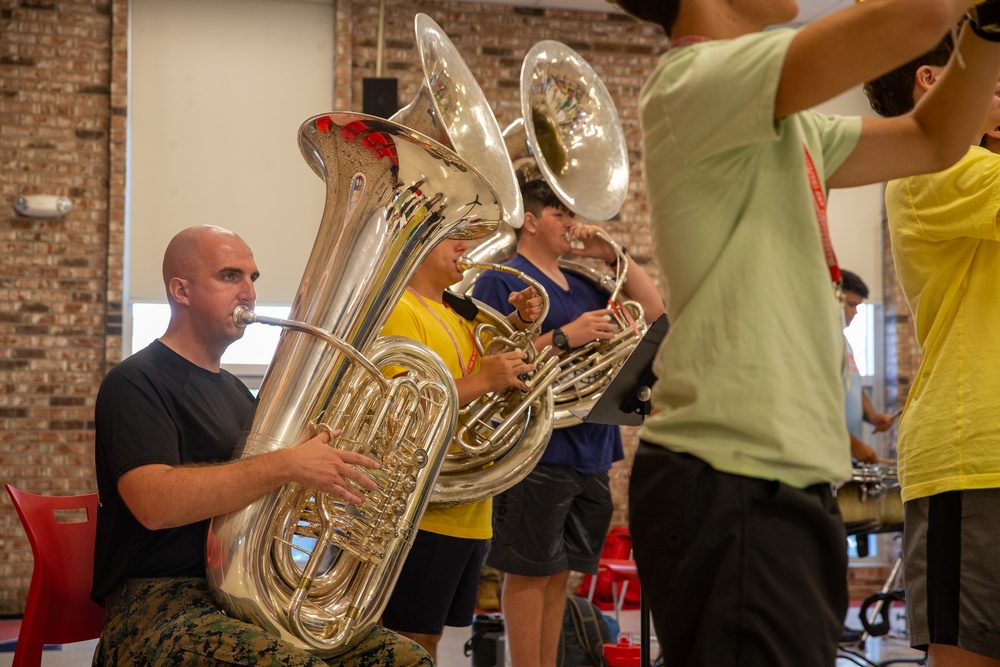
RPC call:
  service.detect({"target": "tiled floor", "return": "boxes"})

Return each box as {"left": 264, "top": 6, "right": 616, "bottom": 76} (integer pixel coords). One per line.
{"left": 0, "top": 606, "right": 926, "bottom": 667}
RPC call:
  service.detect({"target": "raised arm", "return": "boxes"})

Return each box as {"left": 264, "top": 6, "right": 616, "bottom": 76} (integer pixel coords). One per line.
{"left": 776, "top": 0, "right": 975, "bottom": 118}
{"left": 830, "top": 24, "right": 1000, "bottom": 187}
{"left": 571, "top": 224, "right": 666, "bottom": 324}
{"left": 618, "top": 255, "right": 666, "bottom": 325}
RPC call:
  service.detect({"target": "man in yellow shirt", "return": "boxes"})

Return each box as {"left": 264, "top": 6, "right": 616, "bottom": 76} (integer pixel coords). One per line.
{"left": 866, "top": 30, "right": 1000, "bottom": 666}
{"left": 379, "top": 237, "right": 541, "bottom": 662}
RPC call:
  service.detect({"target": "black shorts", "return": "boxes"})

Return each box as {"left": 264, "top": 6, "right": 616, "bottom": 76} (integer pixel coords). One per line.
{"left": 486, "top": 464, "right": 613, "bottom": 577}
{"left": 381, "top": 530, "right": 488, "bottom": 635}
{"left": 629, "top": 443, "right": 848, "bottom": 667}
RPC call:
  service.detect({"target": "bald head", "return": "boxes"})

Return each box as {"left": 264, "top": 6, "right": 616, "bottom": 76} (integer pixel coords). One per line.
{"left": 162, "top": 226, "right": 248, "bottom": 302}
{"left": 158, "top": 225, "right": 259, "bottom": 368}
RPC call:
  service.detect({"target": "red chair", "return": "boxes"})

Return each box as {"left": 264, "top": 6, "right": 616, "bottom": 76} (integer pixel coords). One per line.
{"left": 5, "top": 484, "right": 104, "bottom": 667}
{"left": 602, "top": 558, "right": 640, "bottom": 624}
{"left": 580, "top": 526, "right": 640, "bottom": 613}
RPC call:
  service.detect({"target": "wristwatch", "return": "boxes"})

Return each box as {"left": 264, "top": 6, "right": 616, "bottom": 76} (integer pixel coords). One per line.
{"left": 552, "top": 327, "right": 571, "bottom": 352}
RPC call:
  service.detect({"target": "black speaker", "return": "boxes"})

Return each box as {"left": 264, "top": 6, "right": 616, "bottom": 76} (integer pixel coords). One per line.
{"left": 363, "top": 77, "right": 399, "bottom": 119}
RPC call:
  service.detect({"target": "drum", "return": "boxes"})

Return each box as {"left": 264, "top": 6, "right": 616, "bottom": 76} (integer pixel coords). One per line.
{"left": 876, "top": 464, "right": 903, "bottom": 530}
{"left": 835, "top": 466, "right": 883, "bottom": 533}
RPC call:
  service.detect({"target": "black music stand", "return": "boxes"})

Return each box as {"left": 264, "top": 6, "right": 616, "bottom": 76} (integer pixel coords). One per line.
{"left": 571, "top": 314, "right": 668, "bottom": 426}
{"left": 574, "top": 313, "right": 668, "bottom": 667}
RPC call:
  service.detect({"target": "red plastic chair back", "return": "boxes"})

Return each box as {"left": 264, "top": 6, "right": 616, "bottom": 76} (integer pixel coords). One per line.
{"left": 5, "top": 484, "right": 104, "bottom": 667}
{"left": 577, "top": 526, "right": 640, "bottom": 608}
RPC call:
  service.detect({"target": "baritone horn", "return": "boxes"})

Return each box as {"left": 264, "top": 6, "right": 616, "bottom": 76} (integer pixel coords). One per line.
{"left": 429, "top": 259, "right": 558, "bottom": 507}
{"left": 205, "top": 111, "right": 503, "bottom": 657}
{"left": 459, "top": 39, "right": 647, "bottom": 428}
{"left": 392, "top": 12, "right": 523, "bottom": 232}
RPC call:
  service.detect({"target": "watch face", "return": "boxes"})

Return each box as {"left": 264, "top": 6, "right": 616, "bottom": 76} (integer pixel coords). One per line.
{"left": 553, "top": 329, "right": 569, "bottom": 350}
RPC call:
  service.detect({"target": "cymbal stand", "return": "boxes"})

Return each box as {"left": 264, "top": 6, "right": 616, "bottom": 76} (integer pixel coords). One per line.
{"left": 859, "top": 555, "right": 903, "bottom": 649}
{"left": 838, "top": 554, "right": 926, "bottom": 667}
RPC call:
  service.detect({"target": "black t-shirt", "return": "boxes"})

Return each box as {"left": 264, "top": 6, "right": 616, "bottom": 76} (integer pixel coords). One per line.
{"left": 91, "top": 340, "right": 255, "bottom": 602}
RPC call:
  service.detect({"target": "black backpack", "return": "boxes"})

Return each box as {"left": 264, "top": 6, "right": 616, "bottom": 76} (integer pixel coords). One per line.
{"left": 557, "top": 595, "right": 612, "bottom": 667}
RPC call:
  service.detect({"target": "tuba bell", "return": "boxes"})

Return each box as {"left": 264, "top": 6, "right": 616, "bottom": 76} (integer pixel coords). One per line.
{"left": 453, "top": 38, "right": 631, "bottom": 288}
{"left": 505, "top": 39, "right": 630, "bottom": 223}
{"left": 392, "top": 13, "right": 523, "bottom": 232}
{"left": 459, "top": 40, "right": 647, "bottom": 429}
{"left": 205, "top": 111, "right": 502, "bottom": 656}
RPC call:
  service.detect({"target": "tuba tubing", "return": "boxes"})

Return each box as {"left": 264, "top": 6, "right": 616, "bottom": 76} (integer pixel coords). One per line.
{"left": 549, "top": 230, "right": 647, "bottom": 428}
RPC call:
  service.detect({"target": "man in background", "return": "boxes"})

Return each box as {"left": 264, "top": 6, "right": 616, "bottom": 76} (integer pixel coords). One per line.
{"left": 472, "top": 179, "right": 663, "bottom": 667}
{"left": 840, "top": 269, "right": 894, "bottom": 465}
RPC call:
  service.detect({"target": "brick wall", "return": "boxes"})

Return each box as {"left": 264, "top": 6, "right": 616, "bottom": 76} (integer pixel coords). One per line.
{"left": 0, "top": 0, "right": 128, "bottom": 615}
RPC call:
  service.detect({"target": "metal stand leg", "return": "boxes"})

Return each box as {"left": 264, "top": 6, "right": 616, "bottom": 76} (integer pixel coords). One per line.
{"left": 860, "top": 555, "right": 904, "bottom": 649}
{"left": 839, "top": 554, "right": 927, "bottom": 666}
{"left": 640, "top": 591, "right": 651, "bottom": 667}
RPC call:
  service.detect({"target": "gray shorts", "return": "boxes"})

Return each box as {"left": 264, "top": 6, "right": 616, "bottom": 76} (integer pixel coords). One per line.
{"left": 904, "top": 488, "right": 1000, "bottom": 659}
{"left": 485, "top": 464, "right": 613, "bottom": 577}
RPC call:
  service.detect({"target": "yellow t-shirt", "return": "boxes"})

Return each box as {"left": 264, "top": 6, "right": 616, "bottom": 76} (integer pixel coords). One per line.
{"left": 886, "top": 146, "right": 1000, "bottom": 502}
{"left": 379, "top": 289, "right": 492, "bottom": 539}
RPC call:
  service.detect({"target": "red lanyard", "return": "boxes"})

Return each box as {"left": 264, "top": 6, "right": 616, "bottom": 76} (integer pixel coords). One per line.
{"left": 669, "top": 35, "right": 712, "bottom": 49}
{"left": 802, "top": 145, "right": 842, "bottom": 286}
{"left": 407, "top": 288, "right": 478, "bottom": 377}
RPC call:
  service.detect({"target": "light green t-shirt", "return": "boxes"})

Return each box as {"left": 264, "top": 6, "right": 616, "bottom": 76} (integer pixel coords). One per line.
{"left": 886, "top": 146, "right": 1000, "bottom": 502}
{"left": 380, "top": 289, "right": 492, "bottom": 540}
{"left": 637, "top": 29, "right": 861, "bottom": 488}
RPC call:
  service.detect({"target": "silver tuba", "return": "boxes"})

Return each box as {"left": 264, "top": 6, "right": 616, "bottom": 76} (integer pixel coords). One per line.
{"left": 205, "top": 112, "right": 502, "bottom": 656}
{"left": 459, "top": 40, "right": 647, "bottom": 428}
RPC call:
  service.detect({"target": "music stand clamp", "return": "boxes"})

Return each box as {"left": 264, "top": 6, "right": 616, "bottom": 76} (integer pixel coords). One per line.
{"left": 574, "top": 313, "right": 668, "bottom": 667}
{"left": 577, "top": 314, "right": 668, "bottom": 427}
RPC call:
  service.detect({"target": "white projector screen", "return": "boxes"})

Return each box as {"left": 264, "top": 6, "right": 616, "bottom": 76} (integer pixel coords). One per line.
{"left": 129, "top": 0, "right": 335, "bottom": 306}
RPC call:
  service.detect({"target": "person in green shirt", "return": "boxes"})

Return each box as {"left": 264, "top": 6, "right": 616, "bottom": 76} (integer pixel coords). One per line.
{"left": 612, "top": 0, "right": 1000, "bottom": 664}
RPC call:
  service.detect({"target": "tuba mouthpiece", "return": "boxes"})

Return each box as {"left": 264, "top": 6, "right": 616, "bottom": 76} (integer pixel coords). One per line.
{"left": 232, "top": 305, "right": 255, "bottom": 328}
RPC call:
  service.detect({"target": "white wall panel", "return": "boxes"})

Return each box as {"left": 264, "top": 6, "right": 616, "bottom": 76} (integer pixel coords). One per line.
{"left": 129, "top": 0, "right": 334, "bottom": 305}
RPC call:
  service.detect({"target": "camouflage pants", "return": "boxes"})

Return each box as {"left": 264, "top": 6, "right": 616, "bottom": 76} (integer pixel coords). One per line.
{"left": 93, "top": 577, "right": 433, "bottom": 667}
